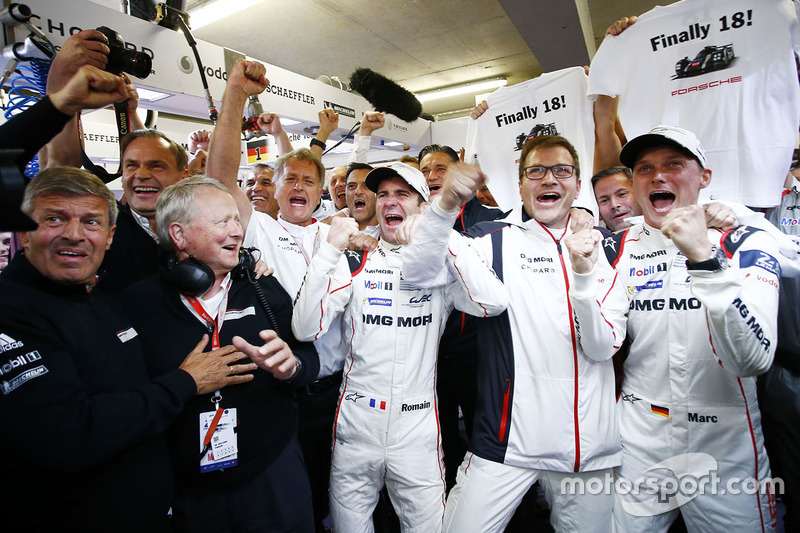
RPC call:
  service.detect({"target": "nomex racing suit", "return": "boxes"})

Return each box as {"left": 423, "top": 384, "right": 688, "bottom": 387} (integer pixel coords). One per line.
{"left": 292, "top": 238, "right": 507, "bottom": 532}
{"left": 607, "top": 223, "right": 780, "bottom": 532}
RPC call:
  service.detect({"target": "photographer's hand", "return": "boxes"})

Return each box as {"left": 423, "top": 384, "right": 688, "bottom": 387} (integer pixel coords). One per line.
{"left": 39, "top": 29, "right": 111, "bottom": 169}
{"left": 49, "top": 65, "right": 128, "bottom": 116}
{"left": 46, "top": 30, "right": 110, "bottom": 94}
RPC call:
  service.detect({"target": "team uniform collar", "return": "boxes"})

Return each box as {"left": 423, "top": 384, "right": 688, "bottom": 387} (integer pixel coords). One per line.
{"left": 277, "top": 213, "right": 318, "bottom": 237}
{"left": 1, "top": 253, "right": 93, "bottom": 300}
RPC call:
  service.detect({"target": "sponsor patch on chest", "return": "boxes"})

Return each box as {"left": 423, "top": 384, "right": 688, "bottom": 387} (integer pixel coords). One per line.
{"left": 116, "top": 327, "right": 138, "bottom": 343}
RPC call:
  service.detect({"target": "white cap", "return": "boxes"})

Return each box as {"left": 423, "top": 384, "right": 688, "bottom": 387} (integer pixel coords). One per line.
{"left": 620, "top": 125, "right": 707, "bottom": 168}
{"left": 365, "top": 162, "right": 430, "bottom": 201}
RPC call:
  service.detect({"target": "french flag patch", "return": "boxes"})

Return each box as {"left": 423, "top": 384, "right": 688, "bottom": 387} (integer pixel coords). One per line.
{"left": 369, "top": 398, "right": 387, "bottom": 410}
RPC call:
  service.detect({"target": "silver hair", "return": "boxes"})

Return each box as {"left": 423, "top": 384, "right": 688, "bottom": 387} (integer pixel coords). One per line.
{"left": 156, "top": 176, "right": 230, "bottom": 252}
{"left": 23, "top": 167, "right": 118, "bottom": 225}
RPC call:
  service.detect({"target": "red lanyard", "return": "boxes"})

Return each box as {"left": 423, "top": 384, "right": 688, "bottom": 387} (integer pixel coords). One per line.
{"left": 198, "top": 405, "right": 224, "bottom": 460}
{"left": 186, "top": 297, "right": 221, "bottom": 349}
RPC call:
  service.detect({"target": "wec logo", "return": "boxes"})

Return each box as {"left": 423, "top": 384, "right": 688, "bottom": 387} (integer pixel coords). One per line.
{"left": 409, "top": 294, "right": 431, "bottom": 306}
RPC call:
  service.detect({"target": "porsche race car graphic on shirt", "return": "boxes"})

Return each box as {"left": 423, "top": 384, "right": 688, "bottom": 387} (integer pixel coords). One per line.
{"left": 675, "top": 44, "right": 735, "bottom": 78}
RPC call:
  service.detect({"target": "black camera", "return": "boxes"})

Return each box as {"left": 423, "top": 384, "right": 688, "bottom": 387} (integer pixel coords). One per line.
{"left": 96, "top": 26, "right": 152, "bottom": 79}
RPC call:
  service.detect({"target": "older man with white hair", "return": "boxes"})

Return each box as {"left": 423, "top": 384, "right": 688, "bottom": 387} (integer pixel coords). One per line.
{"left": 122, "top": 176, "right": 320, "bottom": 531}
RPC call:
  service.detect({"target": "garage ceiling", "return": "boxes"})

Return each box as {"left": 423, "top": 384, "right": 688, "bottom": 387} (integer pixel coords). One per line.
{"left": 93, "top": 0, "right": 678, "bottom": 119}
{"left": 187, "top": 0, "right": 677, "bottom": 118}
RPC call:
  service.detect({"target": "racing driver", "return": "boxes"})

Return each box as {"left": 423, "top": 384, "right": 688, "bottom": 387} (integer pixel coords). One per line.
{"left": 608, "top": 125, "right": 779, "bottom": 532}
{"left": 291, "top": 162, "right": 508, "bottom": 532}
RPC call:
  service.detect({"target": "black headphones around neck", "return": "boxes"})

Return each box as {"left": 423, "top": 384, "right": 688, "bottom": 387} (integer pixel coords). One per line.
{"left": 166, "top": 255, "right": 214, "bottom": 297}
{"left": 167, "top": 247, "right": 258, "bottom": 297}
{"left": 166, "top": 247, "right": 283, "bottom": 337}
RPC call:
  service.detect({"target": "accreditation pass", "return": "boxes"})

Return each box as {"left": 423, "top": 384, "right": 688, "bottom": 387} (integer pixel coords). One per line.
{"left": 199, "top": 408, "right": 238, "bottom": 472}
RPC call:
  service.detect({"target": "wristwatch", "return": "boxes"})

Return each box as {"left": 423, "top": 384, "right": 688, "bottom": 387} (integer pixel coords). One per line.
{"left": 289, "top": 357, "right": 303, "bottom": 381}
{"left": 686, "top": 246, "right": 728, "bottom": 272}
{"left": 309, "top": 138, "right": 326, "bottom": 150}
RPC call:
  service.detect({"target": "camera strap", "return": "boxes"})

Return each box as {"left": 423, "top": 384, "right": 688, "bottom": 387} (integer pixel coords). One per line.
{"left": 78, "top": 100, "right": 130, "bottom": 183}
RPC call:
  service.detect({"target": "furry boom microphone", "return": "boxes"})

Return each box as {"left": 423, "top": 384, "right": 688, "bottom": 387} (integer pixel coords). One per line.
{"left": 350, "top": 68, "right": 422, "bottom": 123}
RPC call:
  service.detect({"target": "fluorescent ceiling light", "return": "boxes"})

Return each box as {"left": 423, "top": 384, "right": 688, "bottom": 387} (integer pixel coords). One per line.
{"left": 416, "top": 79, "right": 507, "bottom": 103}
{"left": 383, "top": 141, "right": 403, "bottom": 147}
{"left": 279, "top": 118, "right": 302, "bottom": 126}
{"left": 189, "top": 0, "right": 268, "bottom": 30}
{"left": 137, "top": 87, "right": 172, "bottom": 102}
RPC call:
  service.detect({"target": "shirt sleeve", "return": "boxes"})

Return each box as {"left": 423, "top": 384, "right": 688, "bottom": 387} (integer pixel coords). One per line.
{"left": 257, "top": 275, "right": 321, "bottom": 387}
{"left": 690, "top": 229, "right": 780, "bottom": 377}
{"left": 570, "top": 256, "right": 629, "bottom": 362}
{"left": 445, "top": 232, "right": 508, "bottom": 317}
{"left": 0, "top": 96, "right": 73, "bottom": 174}
{"left": 401, "top": 197, "right": 462, "bottom": 288}
{"left": 0, "top": 315, "right": 196, "bottom": 474}
{"left": 586, "top": 35, "right": 624, "bottom": 100}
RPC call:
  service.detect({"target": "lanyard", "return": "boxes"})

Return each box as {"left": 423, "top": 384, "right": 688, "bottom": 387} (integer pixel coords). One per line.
{"left": 188, "top": 293, "right": 226, "bottom": 461}
{"left": 277, "top": 218, "right": 320, "bottom": 266}
{"left": 186, "top": 296, "right": 224, "bottom": 349}
{"left": 198, "top": 393, "right": 224, "bottom": 461}
{"left": 183, "top": 277, "right": 230, "bottom": 349}
{"left": 183, "top": 282, "right": 232, "bottom": 462}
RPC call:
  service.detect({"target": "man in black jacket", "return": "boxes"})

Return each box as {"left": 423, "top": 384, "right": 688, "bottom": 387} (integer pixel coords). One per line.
{"left": 418, "top": 144, "right": 504, "bottom": 491}
{"left": 122, "top": 176, "right": 320, "bottom": 532}
{"left": 0, "top": 166, "right": 255, "bottom": 531}
{"left": 95, "top": 128, "right": 189, "bottom": 293}
{"left": 34, "top": 30, "right": 189, "bottom": 294}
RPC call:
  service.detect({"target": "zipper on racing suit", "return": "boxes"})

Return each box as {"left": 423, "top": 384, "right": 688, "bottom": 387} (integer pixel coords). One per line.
{"left": 499, "top": 377, "right": 511, "bottom": 442}
{"left": 555, "top": 238, "right": 582, "bottom": 472}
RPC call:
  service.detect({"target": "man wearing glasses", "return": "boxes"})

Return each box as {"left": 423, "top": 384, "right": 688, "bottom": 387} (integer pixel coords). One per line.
{"left": 402, "top": 135, "right": 628, "bottom": 532}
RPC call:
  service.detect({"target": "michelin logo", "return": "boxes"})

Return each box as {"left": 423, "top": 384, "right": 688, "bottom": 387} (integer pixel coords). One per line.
{"left": 1, "top": 365, "right": 48, "bottom": 395}
{"left": 367, "top": 297, "right": 392, "bottom": 307}
{"left": 0, "top": 333, "right": 23, "bottom": 353}
{"left": 627, "top": 280, "right": 663, "bottom": 295}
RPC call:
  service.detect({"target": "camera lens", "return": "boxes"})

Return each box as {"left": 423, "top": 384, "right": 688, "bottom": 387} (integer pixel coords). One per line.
{"left": 106, "top": 47, "right": 152, "bottom": 79}
{"left": 95, "top": 26, "right": 152, "bottom": 79}
{"left": 126, "top": 51, "right": 152, "bottom": 79}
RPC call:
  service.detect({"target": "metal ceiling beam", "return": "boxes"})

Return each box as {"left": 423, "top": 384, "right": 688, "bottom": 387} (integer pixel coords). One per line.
{"left": 498, "top": 0, "right": 596, "bottom": 72}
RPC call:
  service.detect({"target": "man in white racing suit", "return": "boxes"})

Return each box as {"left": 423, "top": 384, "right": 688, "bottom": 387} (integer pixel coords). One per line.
{"left": 402, "top": 136, "right": 629, "bottom": 532}
{"left": 608, "top": 125, "right": 779, "bottom": 532}
{"left": 291, "top": 162, "right": 508, "bottom": 532}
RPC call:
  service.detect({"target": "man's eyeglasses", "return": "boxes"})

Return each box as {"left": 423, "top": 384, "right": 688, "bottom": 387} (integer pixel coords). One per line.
{"left": 522, "top": 165, "right": 577, "bottom": 180}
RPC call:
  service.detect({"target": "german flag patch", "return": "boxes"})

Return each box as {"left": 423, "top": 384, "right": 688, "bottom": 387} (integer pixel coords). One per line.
{"left": 651, "top": 404, "right": 670, "bottom": 418}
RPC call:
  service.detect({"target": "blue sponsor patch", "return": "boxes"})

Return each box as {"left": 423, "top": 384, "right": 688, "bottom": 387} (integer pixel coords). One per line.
{"left": 739, "top": 250, "right": 781, "bottom": 277}
{"left": 637, "top": 280, "right": 663, "bottom": 290}
{"left": 367, "top": 297, "right": 392, "bottom": 307}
